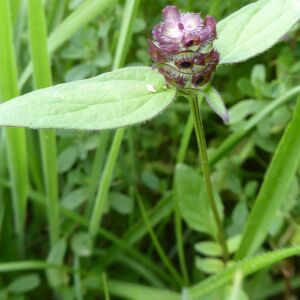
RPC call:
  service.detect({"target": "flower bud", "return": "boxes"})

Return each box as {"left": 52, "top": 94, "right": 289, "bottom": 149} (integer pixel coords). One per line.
{"left": 149, "top": 6, "right": 220, "bottom": 90}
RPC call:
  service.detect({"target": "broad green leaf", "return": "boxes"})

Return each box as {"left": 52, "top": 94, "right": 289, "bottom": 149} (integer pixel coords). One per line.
{"left": 203, "top": 86, "right": 229, "bottom": 123}
{"left": 216, "top": 0, "right": 300, "bottom": 64}
{"left": 8, "top": 273, "right": 40, "bottom": 294}
{"left": 175, "top": 164, "right": 221, "bottom": 240}
{"left": 188, "top": 245, "right": 300, "bottom": 299}
{"left": 0, "top": 67, "right": 176, "bottom": 131}
{"left": 236, "top": 96, "right": 300, "bottom": 258}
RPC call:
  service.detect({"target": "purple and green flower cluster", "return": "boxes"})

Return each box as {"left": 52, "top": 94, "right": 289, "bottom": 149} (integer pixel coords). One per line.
{"left": 149, "top": 6, "right": 219, "bottom": 90}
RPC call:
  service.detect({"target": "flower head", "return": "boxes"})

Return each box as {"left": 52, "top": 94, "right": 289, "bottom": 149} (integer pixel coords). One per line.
{"left": 149, "top": 6, "right": 219, "bottom": 90}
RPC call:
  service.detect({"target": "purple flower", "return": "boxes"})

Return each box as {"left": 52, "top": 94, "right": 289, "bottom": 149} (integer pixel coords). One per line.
{"left": 152, "top": 6, "right": 216, "bottom": 52}
{"left": 149, "top": 6, "right": 219, "bottom": 90}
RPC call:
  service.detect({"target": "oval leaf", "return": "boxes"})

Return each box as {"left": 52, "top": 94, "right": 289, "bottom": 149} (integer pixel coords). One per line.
{"left": 0, "top": 67, "right": 176, "bottom": 131}
{"left": 8, "top": 274, "right": 41, "bottom": 294}
{"left": 216, "top": 0, "right": 300, "bottom": 64}
{"left": 175, "top": 163, "right": 222, "bottom": 240}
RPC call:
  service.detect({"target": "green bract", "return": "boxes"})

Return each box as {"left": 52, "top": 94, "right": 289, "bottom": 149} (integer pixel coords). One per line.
{"left": 0, "top": 67, "right": 176, "bottom": 131}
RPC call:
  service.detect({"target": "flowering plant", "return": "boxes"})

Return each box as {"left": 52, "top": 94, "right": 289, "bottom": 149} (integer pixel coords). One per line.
{"left": 1, "top": 0, "right": 300, "bottom": 298}
{"left": 149, "top": 5, "right": 229, "bottom": 122}
{"left": 149, "top": 6, "right": 219, "bottom": 89}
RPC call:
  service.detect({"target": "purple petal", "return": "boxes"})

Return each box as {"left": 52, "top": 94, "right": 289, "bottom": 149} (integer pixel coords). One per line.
{"left": 200, "top": 16, "right": 217, "bottom": 42}
{"left": 148, "top": 39, "right": 166, "bottom": 62}
{"left": 161, "top": 21, "right": 183, "bottom": 39}
{"left": 163, "top": 6, "right": 180, "bottom": 23}
{"left": 181, "top": 13, "right": 203, "bottom": 31}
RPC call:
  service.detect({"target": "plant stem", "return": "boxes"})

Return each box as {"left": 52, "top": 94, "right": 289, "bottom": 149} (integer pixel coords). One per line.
{"left": 27, "top": 0, "right": 60, "bottom": 245}
{"left": 189, "top": 93, "right": 229, "bottom": 261}
{"left": 102, "top": 273, "right": 111, "bottom": 300}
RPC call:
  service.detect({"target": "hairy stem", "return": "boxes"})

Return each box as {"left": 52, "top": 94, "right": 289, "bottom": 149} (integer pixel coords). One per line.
{"left": 189, "top": 93, "right": 229, "bottom": 261}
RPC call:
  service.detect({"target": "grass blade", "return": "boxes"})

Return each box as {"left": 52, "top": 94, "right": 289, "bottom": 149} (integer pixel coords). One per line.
{"left": 136, "top": 193, "right": 184, "bottom": 286}
{"left": 88, "top": 128, "right": 124, "bottom": 239}
{"left": 236, "top": 96, "right": 300, "bottom": 258}
{"left": 0, "top": 0, "right": 28, "bottom": 253}
{"left": 27, "top": 0, "right": 60, "bottom": 245}
{"left": 19, "top": 0, "right": 117, "bottom": 89}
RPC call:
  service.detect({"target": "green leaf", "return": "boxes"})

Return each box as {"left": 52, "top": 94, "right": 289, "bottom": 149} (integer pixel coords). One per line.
{"left": 228, "top": 100, "right": 264, "bottom": 125}
{"left": 61, "top": 188, "right": 88, "bottom": 210}
{"left": 109, "top": 192, "right": 134, "bottom": 215}
{"left": 203, "top": 86, "right": 229, "bottom": 123}
{"left": 175, "top": 164, "right": 221, "bottom": 240}
{"left": 237, "top": 79, "right": 256, "bottom": 97}
{"left": 251, "top": 64, "right": 266, "bottom": 87}
{"left": 188, "top": 245, "right": 300, "bottom": 299}
{"left": 195, "top": 236, "right": 241, "bottom": 257}
{"left": 71, "top": 231, "right": 93, "bottom": 257}
{"left": 58, "top": 146, "right": 78, "bottom": 173}
{"left": 195, "top": 241, "right": 222, "bottom": 257}
{"left": 8, "top": 274, "right": 40, "bottom": 294}
{"left": 216, "top": 0, "right": 300, "bottom": 64}
{"left": 195, "top": 257, "right": 225, "bottom": 274}
{"left": 46, "top": 239, "right": 68, "bottom": 288}
{"left": 0, "top": 67, "right": 175, "bottom": 131}
{"left": 236, "top": 97, "right": 300, "bottom": 258}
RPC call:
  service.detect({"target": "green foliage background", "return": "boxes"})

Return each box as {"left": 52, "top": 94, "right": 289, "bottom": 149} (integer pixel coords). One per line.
{"left": 0, "top": 0, "right": 300, "bottom": 299}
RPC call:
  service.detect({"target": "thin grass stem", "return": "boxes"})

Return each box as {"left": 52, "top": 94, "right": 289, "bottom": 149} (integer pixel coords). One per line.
{"left": 136, "top": 193, "right": 184, "bottom": 287}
